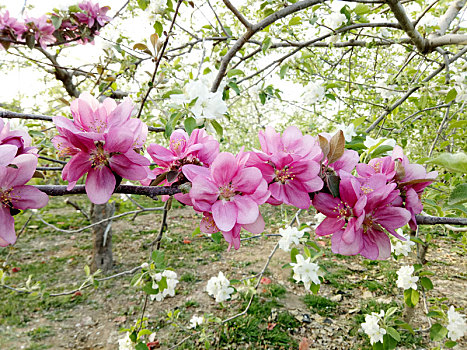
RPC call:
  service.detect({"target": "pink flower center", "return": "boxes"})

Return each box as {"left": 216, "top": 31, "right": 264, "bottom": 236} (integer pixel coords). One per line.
{"left": 89, "top": 119, "right": 107, "bottom": 133}
{"left": 202, "top": 215, "right": 219, "bottom": 231}
{"left": 275, "top": 166, "right": 295, "bottom": 184}
{"left": 332, "top": 201, "right": 351, "bottom": 218}
{"left": 0, "top": 188, "right": 13, "bottom": 207}
{"left": 360, "top": 185, "right": 373, "bottom": 194}
{"left": 89, "top": 146, "right": 109, "bottom": 169}
{"left": 219, "top": 183, "right": 235, "bottom": 200}
{"left": 170, "top": 139, "right": 186, "bottom": 153}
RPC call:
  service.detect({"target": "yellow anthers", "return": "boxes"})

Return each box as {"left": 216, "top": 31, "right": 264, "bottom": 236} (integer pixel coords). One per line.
{"left": 361, "top": 185, "right": 373, "bottom": 194}
{"left": 0, "top": 188, "right": 13, "bottom": 206}
{"left": 372, "top": 161, "right": 381, "bottom": 173}
{"left": 275, "top": 167, "right": 295, "bottom": 184}
{"left": 219, "top": 184, "right": 235, "bottom": 200}
{"left": 89, "top": 148, "right": 109, "bottom": 169}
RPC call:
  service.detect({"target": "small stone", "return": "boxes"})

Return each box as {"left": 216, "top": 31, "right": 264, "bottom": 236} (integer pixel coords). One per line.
{"left": 362, "top": 290, "right": 373, "bottom": 299}
{"left": 330, "top": 294, "right": 342, "bottom": 302}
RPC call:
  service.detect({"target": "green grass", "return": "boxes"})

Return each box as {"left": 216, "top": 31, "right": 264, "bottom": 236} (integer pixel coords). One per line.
{"left": 303, "top": 294, "right": 338, "bottom": 316}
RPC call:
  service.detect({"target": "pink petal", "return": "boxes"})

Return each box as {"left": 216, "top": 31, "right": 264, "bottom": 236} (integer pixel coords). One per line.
{"left": 210, "top": 152, "right": 238, "bottom": 185}
{"left": 0, "top": 206, "right": 16, "bottom": 246}
{"left": 104, "top": 128, "right": 133, "bottom": 153}
{"left": 312, "top": 193, "right": 341, "bottom": 217}
{"left": 109, "top": 154, "right": 148, "bottom": 181}
{"left": 222, "top": 224, "right": 241, "bottom": 250}
{"left": 85, "top": 167, "right": 116, "bottom": 204}
{"left": 189, "top": 176, "right": 218, "bottom": 212}
{"left": 316, "top": 217, "right": 345, "bottom": 236}
{"left": 11, "top": 185, "right": 48, "bottom": 209}
{"left": 182, "top": 164, "right": 211, "bottom": 182}
{"left": 7, "top": 154, "right": 38, "bottom": 187}
{"left": 242, "top": 213, "right": 265, "bottom": 234}
{"left": 232, "top": 195, "right": 258, "bottom": 225}
{"left": 374, "top": 206, "right": 411, "bottom": 235}
{"left": 361, "top": 228, "right": 391, "bottom": 260}
{"left": 62, "top": 152, "right": 91, "bottom": 183}
{"left": 232, "top": 167, "right": 262, "bottom": 194}
{"left": 0, "top": 144, "right": 18, "bottom": 166}
{"left": 212, "top": 200, "right": 237, "bottom": 232}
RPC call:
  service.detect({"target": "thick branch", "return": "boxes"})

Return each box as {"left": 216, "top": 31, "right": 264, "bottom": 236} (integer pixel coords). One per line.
{"left": 438, "top": 0, "right": 466, "bottom": 35}
{"left": 34, "top": 185, "right": 181, "bottom": 199}
{"left": 223, "top": 0, "right": 252, "bottom": 28}
{"left": 211, "top": 0, "right": 324, "bottom": 92}
{"left": 415, "top": 215, "right": 467, "bottom": 225}
{"left": 386, "top": 0, "right": 427, "bottom": 52}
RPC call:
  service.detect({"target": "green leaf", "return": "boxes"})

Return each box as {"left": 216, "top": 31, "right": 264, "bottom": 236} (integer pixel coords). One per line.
{"left": 386, "top": 327, "right": 401, "bottom": 342}
{"left": 279, "top": 64, "right": 288, "bottom": 79}
{"left": 290, "top": 247, "right": 299, "bottom": 263}
{"left": 184, "top": 117, "right": 196, "bottom": 135}
{"left": 26, "top": 34, "right": 36, "bottom": 49}
{"left": 288, "top": 16, "right": 301, "bottom": 26}
{"left": 259, "top": 92, "right": 267, "bottom": 105}
{"left": 427, "top": 310, "right": 444, "bottom": 318}
{"left": 449, "top": 120, "right": 467, "bottom": 128}
{"left": 445, "top": 88, "right": 457, "bottom": 103}
{"left": 210, "top": 120, "right": 223, "bottom": 137}
{"left": 191, "top": 226, "right": 201, "bottom": 238}
{"left": 420, "top": 277, "right": 433, "bottom": 290}
{"left": 129, "top": 331, "right": 137, "bottom": 343}
{"left": 137, "top": 0, "right": 150, "bottom": 10}
{"left": 404, "top": 288, "right": 419, "bottom": 307}
{"left": 303, "top": 246, "right": 312, "bottom": 258}
{"left": 309, "top": 282, "right": 320, "bottom": 294}
{"left": 262, "top": 36, "right": 272, "bottom": 54}
{"left": 227, "top": 69, "right": 244, "bottom": 77}
{"left": 84, "top": 265, "right": 90, "bottom": 276}
{"left": 325, "top": 93, "right": 336, "bottom": 101}
{"left": 384, "top": 307, "right": 398, "bottom": 321}
{"left": 354, "top": 4, "right": 370, "bottom": 15}
{"left": 382, "top": 333, "right": 398, "bottom": 349}
{"left": 427, "top": 152, "right": 467, "bottom": 173}
{"left": 448, "top": 183, "right": 467, "bottom": 205}
{"left": 430, "top": 323, "right": 448, "bottom": 341}
{"left": 136, "top": 342, "right": 148, "bottom": 350}
{"left": 372, "top": 341, "right": 384, "bottom": 350}
{"left": 445, "top": 340, "right": 457, "bottom": 348}
{"left": 227, "top": 81, "right": 240, "bottom": 95}
{"left": 371, "top": 145, "right": 393, "bottom": 158}
{"left": 211, "top": 232, "right": 223, "bottom": 244}
{"left": 158, "top": 276, "right": 168, "bottom": 293}
{"left": 352, "top": 116, "right": 366, "bottom": 128}
{"left": 151, "top": 250, "right": 165, "bottom": 266}
{"left": 163, "top": 89, "right": 183, "bottom": 99}
{"left": 51, "top": 16, "right": 63, "bottom": 29}
{"left": 154, "top": 21, "right": 163, "bottom": 37}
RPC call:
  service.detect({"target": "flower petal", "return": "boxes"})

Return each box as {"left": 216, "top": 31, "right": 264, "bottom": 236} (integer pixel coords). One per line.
{"left": 232, "top": 195, "right": 258, "bottom": 225}
{"left": 85, "top": 167, "right": 115, "bottom": 204}
{"left": 0, "top": 206, "right": 16, "bottom": 246}
{"left": 212, "top": 200, "right": 237, "bottom": 232}
{"left": 210, "top": 152, "right": 238, "bottom": 185}
{"left": 10, "top": 185, "right": 48, "bottom": 209}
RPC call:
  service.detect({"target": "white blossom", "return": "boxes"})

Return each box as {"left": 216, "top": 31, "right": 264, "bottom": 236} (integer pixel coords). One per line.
{"left": 391, "top": 229, "right": 416, "bottom": 257}
{"left": 308, "top": 212, "right": 326, "bottom": 230}
{"left": 364, "top": 136, "right": 396, "bottom": 150}
{"left": 290, "top": 254, "right": 321, "bottom": 290}
{"left": 150, "top": 270, "right": 179, "bottom": 302}
{"left": 170, "top": 79, "right": 227, "bottom": 120}
{"left": 118, "top": 333, "right": 135, "bottom": 350}
{"left": 189, "top": 315, "right": 204, "bottom": 329}
{"left": 336, "top": 123, "right": 357, "bottom": 142}
{"left": 396, "top": 265, "right": 419, "bottom": 290}
{"left": 376, "top": 81, "right": 398, "bottom": 99}
{"left": 447, "top": 306, "right": 467, "bottom": 341}
{"left": 206, "top": 271, "right": 234, "bottom": 303}
{"left": 326, "top": 12, "right": 346, "bottom": 29}
{"left": 361, "top": 310, "right": 386, "bottom": 345}
{"left": 278, "top": 226, "right": 309, "bottom": 252}
{"left": 302, "top": 82, "right": 325, "bottom": 104}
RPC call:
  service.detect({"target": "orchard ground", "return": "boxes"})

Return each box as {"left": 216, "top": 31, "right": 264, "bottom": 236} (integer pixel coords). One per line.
{"left": 0, "top": 196, "right": 465, "bottom": 350}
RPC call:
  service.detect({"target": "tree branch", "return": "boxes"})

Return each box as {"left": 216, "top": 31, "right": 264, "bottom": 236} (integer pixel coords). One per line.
{"left": 438, "top": 0, "right": 466, "bottom": 35}
{"left": 211, "top": 0, "right": 324, "bottom": 92}
{"left": 223, "top": 0, "right": 252, "bottom": 28}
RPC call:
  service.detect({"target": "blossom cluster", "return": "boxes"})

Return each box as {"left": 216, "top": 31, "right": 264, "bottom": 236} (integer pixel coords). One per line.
{"left": 52, "top": 92, "right": 150, "bottom": 204}
{"left": 149, "top": 269, "right": 179, "bottom": 302}
{"left": 206, "top": 271, "right": 234, "bottom": 303}
{"left": 0, "top": 1, "right": 110, "bottom": 50}
{"left": 278, "top": 226, "right": 309, "bottom": 252}
{"left": 290, "top": 254, "right": 322, "bottom": 290}
{"left": 361, "top": 310, "right": 387, "bottom": 345}
{"left": 391, "top": 228, "right": 415, "bottom": 257}
{"left": 0, "top": 118, "right": 48, "bottom": 246}
{"left": 396, "top": 265, "right": 419, "bottom": 290}
{"left": 447, "top": 306, "right": 467, "bottom": 341}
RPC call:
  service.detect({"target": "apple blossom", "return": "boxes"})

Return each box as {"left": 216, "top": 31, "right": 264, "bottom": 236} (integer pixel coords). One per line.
{"left": 447, "top": 306, "right": 467, "bottom": 341}
{"left": 206, "top": 271, "right": 234, "bottom": 303}
{"left": 290, "top": 254, "right": 321, "bottom": 290}
{"left": 24, "top": 16, "right": 56, "bottom": 49}
{"left": 361, "top": 311, "right": 386, "bottom": 345}
{"left": 396, "top": 265, "right": 418, "bottom": 290}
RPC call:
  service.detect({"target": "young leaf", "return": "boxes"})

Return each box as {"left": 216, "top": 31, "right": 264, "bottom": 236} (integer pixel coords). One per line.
{"left": 290, "top": 247, "right": 299, "bottom": 263}
{"left": 154, "top": 21, "right": 163, "bottom": 37}
{"left": 211, "top": 120, "right": 223, "bottom": 137}
{"left": 420, "top": 276, "right": 433, "bottom": 290}
{"left": 430, "top": 323, "right": 448, "bottom": 341}
{"left": 327, "top": 130, "right": 345, "bottom": 164}
{"left": 262, "top": 36, "right": 272, "bottom": 54}
{"left": 445, "top": 88, "right": 457, "bottom": 103}
{"left": 427, "top": 152, "right": 467, "bottom": 173}
{"left": 448, "top": 183, "right": 467, "bottom": 205}
{"left": 386, "top": 327, "right": 400, "bottom": 342}
{"left": 184, "top": 117, "right": 196, "bottom": 135}
{"left": 211, "top": 232, "right": 223, "bottom": 244}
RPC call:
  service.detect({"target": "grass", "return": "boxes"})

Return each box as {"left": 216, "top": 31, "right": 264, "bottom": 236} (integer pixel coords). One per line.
{"left": 303, "top": 294, "right": 338, "bottom": 317}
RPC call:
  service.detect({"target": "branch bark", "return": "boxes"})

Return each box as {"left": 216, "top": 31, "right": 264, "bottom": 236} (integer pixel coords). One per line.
{"left": 438, "top": 0, "right": 466, "bottom": 35}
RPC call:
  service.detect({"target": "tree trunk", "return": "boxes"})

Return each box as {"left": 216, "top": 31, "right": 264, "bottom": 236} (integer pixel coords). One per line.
{"left": 90, "top": 202, "right": 115, "bottom": 273}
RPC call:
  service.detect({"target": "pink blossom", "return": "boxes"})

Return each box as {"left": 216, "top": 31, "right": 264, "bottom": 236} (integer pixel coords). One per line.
{"left": 183, "top": 152, "right": 269, "bottom": 249}
{"left": 0, "top": 11, "right": 26, "bottom": 44}
{"left": 392, "top": 146, "right": 437, "bottom": 230}
{"left": 76, "top": 1, "right": 111, "bottom": 28}
{"left": 356, "top": 156, "right": 396, "bottom": 181}
{"left": 146, "top": 128, "right": 219, "bottom": 184}
{"left": 313, "top": 173, "right": 410, "bottom": 260}
{"left": 0, "top": 153, "right": 48, "bottom": 246}
{"left": 24, "top": 16, "right": 56, "bottom": 49}
{"left": 0, "top": 118, "right": 36, "bottom": 156}
{"left": 59, "top": 128, "right": 150, "bottom": 204}
{"left": 249, "top": 126, "right": 323, "bottom": 209}
{"left": 54, "top": 92, "right": 147, "bottom": 146}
